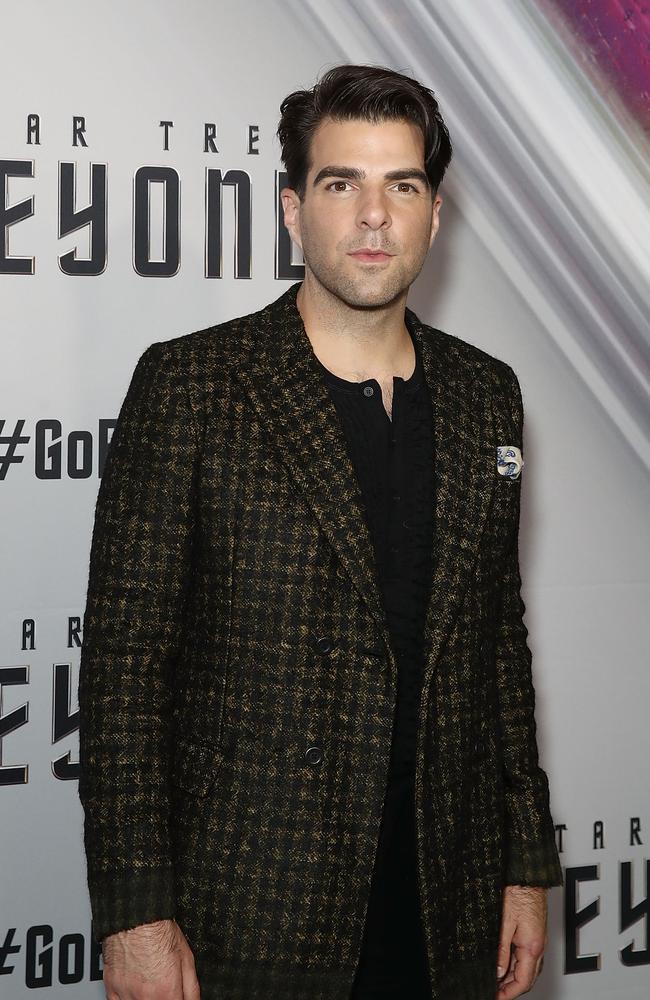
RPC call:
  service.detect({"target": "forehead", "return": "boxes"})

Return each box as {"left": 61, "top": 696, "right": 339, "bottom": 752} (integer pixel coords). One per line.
{"left": 307, "top": 117, "right": 425, "bottom": 172}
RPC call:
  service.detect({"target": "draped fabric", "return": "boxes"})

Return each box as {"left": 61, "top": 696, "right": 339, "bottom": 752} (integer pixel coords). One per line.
{"left": 313, "top": 323, "right": 435, "bottom": 996}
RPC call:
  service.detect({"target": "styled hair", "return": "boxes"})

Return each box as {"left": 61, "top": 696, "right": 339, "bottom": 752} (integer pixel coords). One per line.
{"left": 277, "top": 64, "right": 453, "bottom": 200}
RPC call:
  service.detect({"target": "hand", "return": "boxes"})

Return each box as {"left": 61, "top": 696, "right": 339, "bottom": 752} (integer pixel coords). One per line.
{"left": 101, "top": 918, "right": 200, "bottom": 1000}
{"left": 495, "top": 885, "right": 548, "bottom": 998}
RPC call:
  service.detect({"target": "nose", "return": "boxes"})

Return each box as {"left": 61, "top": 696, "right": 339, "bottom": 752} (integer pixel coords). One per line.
{"left": 355, "top": 187, "right": 392, "bottom": 231}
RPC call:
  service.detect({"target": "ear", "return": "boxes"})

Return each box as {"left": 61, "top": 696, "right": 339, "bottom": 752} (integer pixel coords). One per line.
{"left": 280, "top": 187, "right": 303, "bottom": 251}
{"left": 429, "top": 193, "right": 442, "bottom": 248}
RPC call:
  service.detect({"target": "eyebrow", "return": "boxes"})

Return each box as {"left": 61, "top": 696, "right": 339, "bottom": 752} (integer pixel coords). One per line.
{"left": 312, "top": 165, "right": 430, "bottom": 189}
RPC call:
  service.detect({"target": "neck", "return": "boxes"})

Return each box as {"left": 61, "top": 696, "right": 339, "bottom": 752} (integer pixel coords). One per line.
{"left": 296, "top": 272, "right": 414, "bottom": 380}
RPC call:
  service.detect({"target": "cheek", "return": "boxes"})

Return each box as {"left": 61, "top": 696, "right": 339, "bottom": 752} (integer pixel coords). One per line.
{"left": 404, "top": 217, "right": 436, "bottom": 258}
{"left": 409, "top": 208, "right": 435, "bottom": 239}
{"left": 300, "top": 211, "right": 340, "bottom": 256}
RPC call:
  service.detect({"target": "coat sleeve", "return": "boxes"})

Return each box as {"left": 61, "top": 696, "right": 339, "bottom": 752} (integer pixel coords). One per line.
{"left": 494, "top": 364, "right": 563, "bottom": 888}
{"left": 78, "top": 341, "right": 199, "bottom": 941}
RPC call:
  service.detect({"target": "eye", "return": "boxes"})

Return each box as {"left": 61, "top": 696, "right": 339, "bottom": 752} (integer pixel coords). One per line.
{"left": 394, "top": 182, "right": 418, "bottom": 193}
{"left": 325, "top": 180, "right": 353, "bottom": 192}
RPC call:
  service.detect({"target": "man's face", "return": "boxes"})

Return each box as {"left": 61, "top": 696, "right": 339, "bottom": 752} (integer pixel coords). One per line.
{"left": 281, "top": 116, "right": 442, "bottom": 309}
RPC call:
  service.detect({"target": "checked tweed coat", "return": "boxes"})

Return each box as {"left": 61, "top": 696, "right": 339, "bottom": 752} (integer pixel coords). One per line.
{"left": 78, "top": 281, "right": 563, "bottom": 1000}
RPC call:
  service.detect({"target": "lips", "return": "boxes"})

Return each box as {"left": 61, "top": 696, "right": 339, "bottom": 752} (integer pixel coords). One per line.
{"left": 349, "top": 250, "right": 393, "bottom": 263}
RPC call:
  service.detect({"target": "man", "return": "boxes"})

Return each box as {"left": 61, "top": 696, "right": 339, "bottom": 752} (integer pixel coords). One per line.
{"left": 78, "top": 64, "right": 563, "bottom": 1000}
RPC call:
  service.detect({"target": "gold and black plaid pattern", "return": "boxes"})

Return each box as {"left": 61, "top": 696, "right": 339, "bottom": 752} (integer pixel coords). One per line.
{"left": 78, "top": 283, "right": 562, "bottom": 1000}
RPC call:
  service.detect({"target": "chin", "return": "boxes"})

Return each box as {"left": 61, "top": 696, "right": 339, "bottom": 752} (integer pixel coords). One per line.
{"left": 343, "top": 292, "right": 401, "bottom": 310}
{"left": 316, "top": 270, "right": 409, "bottom": 310}
{"left": 340, "top": 281, "right": 408, "bottom": 310}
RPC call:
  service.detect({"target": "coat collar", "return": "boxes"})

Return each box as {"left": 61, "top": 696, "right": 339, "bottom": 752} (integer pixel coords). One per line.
{"left": 238, "top": 282, "right": 496, "bottom": 691}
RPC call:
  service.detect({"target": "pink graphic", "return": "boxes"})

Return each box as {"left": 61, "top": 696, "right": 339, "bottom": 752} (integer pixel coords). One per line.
{"left": 540, "top": 0, "right": 650, "bottom": 132}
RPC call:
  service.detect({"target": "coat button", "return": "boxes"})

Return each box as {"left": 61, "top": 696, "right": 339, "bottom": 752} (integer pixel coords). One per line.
{"left": 305, "top": 746, "right": 323, "bottom": 765}
{"left": 314, "top": 636, "right": 334, "bottom": 654}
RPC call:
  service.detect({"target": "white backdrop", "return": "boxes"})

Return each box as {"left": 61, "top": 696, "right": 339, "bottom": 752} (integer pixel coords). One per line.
{"left": 1, "top": 2, "right": 648, "bottom": 997}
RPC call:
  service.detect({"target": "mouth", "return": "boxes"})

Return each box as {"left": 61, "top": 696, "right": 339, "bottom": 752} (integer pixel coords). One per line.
{"left": 348, "top": 249, "right": 394, "bottom": 264}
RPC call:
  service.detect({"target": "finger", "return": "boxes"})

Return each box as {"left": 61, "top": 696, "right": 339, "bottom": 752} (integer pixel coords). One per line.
{"left": 497, "top": 959, "right": 517, "bottom": 993}
{"left": 496, "top": 928, "right": 514, "bottom": 980}
{"left": 103, "top": 979, "right": 123, "bottom": 1000}
{"left": 180, "top": 949, "right": 201, "bottom": 1000}
{"left": 496, "top": 948, "right": 537, "bottom": 999}
{"left": 500, "top": 957, "right": 517, "bottom": 988}
{"left": 503, "top": 949, "right": 517, "bottom": 983}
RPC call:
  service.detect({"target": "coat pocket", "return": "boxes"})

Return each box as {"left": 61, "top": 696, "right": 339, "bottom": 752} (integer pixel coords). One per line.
{"left": 170, "top": 737, "right": 228, "bottom": 798}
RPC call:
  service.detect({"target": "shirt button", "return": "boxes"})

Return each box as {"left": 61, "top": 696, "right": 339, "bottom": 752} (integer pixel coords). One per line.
{"left": 363, "top": 385, "right": 374, "bottom": 397}
{"left": 305, "top": 746, "right": 324, "bottom": 765}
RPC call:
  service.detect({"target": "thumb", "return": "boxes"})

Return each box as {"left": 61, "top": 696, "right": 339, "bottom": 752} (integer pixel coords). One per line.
{"left": 180, "top": 944, "right": 201, "bottom": 1000}
{"left": 496, "top": 925, "right": 514, "bottom": 978}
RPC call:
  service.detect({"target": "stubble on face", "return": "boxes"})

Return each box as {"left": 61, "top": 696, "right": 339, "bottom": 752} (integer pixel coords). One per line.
{"left": 295, "top": 118, "right": 436, "bottom": 312}
{"left": 299, "top": 223, "right": 431, "bottom": 311}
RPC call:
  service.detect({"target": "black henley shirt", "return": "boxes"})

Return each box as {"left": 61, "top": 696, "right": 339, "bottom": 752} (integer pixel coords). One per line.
{"left": 313, "top": 322, "right": 435, "bottom": 998}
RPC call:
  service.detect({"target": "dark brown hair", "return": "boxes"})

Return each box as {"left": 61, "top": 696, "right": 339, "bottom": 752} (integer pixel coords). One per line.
{"left": 277, "top": 63, "right": 453, "bottom": 200}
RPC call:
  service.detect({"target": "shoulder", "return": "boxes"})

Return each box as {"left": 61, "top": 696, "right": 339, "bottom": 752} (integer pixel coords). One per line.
{"left": 413, "top": 312, "right": 515, "bottom": 383}
{"left": 128, "top": 294, "right": 283, "bottom": 415}
{"left": 145, "top": 297, "right": 273, "bottom": 373}
{"left": 412, "top": 311, "right": 522, "bottom": 411}
{"left": 412, "top": 312, "right": 524, "bottom": 437}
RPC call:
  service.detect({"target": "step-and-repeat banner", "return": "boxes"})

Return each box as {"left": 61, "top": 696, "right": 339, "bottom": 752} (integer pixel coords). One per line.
{"left": 1, "top": 3, "right": 648, "bottom": 998}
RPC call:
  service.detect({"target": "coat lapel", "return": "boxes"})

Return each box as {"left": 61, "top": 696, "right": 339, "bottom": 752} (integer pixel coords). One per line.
{"left": 414, "top": 306, "right": 497, "bottom": 695}
{"left": 238, "top": 283, "right": 496, "bottom": 691}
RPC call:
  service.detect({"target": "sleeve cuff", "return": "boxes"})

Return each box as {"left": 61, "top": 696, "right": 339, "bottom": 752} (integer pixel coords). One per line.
{"left": 88, "top": 865, "right": 176, "bottom": 942}
{"left": 503, "top": 795, "right": 564, "bottom": 887}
